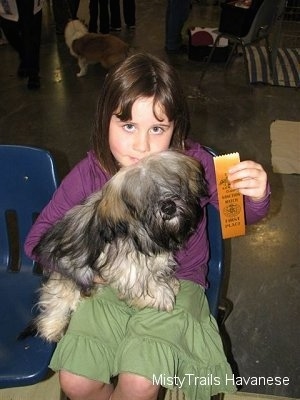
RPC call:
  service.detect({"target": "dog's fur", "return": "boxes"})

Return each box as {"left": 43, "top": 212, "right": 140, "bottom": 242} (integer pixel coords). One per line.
{"left": 33, "top": 151, "right": 207, "bottom": 342}
{"left": 64, "top": 20, "right": 129, "bottom": 76}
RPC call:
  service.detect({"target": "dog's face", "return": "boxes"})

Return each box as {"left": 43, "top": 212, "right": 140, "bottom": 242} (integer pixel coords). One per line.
{"left": 35, "top": 151, "right": 207, "bottom": 289}
{"left": 97, "top": 151, "right": 207, "bottom": 252}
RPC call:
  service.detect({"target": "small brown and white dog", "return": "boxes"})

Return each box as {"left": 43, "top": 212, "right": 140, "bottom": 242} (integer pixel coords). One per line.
{"left": 33, "top": 151, "right": 207, "bottom": 342}
{"left": 64, "top": 20, "right": 129, "bottom": 77}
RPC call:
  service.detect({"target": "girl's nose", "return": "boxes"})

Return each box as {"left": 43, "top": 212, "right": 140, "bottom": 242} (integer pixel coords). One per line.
{"left": 132, "top": 133, "right": 150, "bottom": 153}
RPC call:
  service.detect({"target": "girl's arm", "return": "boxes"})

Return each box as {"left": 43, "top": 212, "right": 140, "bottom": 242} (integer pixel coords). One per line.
{"left": 24, "top": 166, "right": 87, "bottom": 260}
{"left": 24, "top": 152, "right": 109, "bottom": 260}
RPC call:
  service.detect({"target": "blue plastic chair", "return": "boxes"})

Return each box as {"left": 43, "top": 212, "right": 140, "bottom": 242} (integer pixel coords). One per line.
{"left": 205, "top": 202, "right": 224, "bottom": 319}
{"left": 0, "top": 145, "right": 59, "bottom": 389}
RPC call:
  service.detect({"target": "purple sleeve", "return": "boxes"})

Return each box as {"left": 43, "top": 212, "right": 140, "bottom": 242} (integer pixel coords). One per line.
{"left": 244, "top": 187, "right": 271, "bottom": 224}
{"left": 24, "top": 151, "right": 109, "bottom": 260}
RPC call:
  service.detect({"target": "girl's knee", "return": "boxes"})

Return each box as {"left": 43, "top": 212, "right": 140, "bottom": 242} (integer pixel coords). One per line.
{"left": 116, "top": 373, "right": 160, "bottom": 399}
{"left": 59, "top": 370, "right": 112, "bottom": 399}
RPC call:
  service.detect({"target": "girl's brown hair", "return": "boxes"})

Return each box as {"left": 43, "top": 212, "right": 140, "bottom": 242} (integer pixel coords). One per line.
{"left": 92, "top": 53, "right": 190, "bottom": 176}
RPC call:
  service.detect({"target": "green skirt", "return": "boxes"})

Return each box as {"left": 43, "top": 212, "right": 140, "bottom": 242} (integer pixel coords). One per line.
{"left": 50, "top": 280, "right": 236, "bottom": 399}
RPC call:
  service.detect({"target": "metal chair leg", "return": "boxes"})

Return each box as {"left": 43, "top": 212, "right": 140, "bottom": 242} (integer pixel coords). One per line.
{"left": 199, "top": 34, "right": 222, "bottom": 83}
{"left": 241, "top": 44, "right": 252, "bottom": 85}
{"left": 265, "top": 36, "right": 276, "bottom": 79}
{"left": 224, "top": 42, "right": 238, "bottom": 69}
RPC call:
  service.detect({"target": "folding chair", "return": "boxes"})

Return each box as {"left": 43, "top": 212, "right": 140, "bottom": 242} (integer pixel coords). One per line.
{"left": 0, "top": 145, "right": 59, "bottom": 389}
{"left": 200, "top": 0, "right": 286, "bottom": 84}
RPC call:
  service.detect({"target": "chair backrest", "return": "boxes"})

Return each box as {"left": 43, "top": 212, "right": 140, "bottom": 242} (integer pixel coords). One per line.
{"left": 203, "top": 147, "right": 225, "bottom": 319}
{"left": 0, "top": 145, "right": 59, "bottom": 388}
{"left": 206, "top": 203, "right": 224, "bottom": 318}
{"left": 244, "top": 0, "right": 285, "bottom": 43}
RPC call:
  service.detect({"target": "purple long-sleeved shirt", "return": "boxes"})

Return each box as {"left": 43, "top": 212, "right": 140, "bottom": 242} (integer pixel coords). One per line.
{"left": 25, "top": 140, "right": 270, "bottom": 287}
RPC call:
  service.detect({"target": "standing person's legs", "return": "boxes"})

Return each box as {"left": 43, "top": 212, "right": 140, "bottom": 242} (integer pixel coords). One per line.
{"left": 69, "top": 0, "right": 80, "bottom": 19}
{"left": 110, "top": 0, "right": 121, "bottom": 31}
{"left": 99, "top": 0, "right": 110, "bottom": 33}
{"left": 88, "top": 0, "right": 99, "bottom": 32}
{"left": 52, "top": 0, "right": 70, "bottom": 34}
{"left": 0, "top": 16, "right": 25, "bottom": 75}
{"left": 17, "top": 0, "right": 42, "bottom": 88}
{"left": 165, "top": 0, "right": 190, "bottom": 52}
{"left": 123, "top": 0, "right": 135, "bottom": 28}
{"left": 0, "top": 17, "right": 22, "bottom": 54}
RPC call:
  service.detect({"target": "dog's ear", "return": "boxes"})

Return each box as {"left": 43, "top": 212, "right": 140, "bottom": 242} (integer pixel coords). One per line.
{"left": 33, "top": 191, "right": 118, "bottom": 288}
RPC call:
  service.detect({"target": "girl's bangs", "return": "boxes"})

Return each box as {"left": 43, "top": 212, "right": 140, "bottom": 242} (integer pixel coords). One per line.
{"left": 114, "top": 90, "right": 176, "bottom": 123}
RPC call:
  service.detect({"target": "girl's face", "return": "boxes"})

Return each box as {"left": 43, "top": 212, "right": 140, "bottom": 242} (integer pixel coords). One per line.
{"left": 109, "top": 96, "right": 174, "bottom": 167}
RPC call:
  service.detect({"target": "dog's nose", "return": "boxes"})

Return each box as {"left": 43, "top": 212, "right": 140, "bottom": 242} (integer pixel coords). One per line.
{"left": 161, "top": 200, "right": 177, "bottom": 216}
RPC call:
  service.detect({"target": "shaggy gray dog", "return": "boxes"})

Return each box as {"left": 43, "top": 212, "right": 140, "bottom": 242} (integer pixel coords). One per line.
{"left": 33, "top": 151, "right": 207, "bottom": 341}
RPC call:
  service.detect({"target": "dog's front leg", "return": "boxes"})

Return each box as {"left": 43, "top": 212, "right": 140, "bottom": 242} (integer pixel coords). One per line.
{"left": 35, "top": 272, "right": 81, "bottom": 342}
{"left": 77, "top": 58, "right": 88, "bottom": 77}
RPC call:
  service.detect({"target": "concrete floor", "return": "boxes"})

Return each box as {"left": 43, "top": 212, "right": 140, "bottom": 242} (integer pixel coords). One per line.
{"left": 0, "top": 0, "right": 299, "bottom": 398}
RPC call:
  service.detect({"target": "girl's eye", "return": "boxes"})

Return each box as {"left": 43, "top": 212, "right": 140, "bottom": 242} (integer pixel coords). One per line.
{"left": 150, "top": 126, "right": 164, "bottom": 135}
{"left": 123, "top": 124, "right": 135, "bottom": 133}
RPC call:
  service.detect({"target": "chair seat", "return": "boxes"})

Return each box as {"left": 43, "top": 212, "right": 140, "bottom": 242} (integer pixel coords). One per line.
{"left": 0, "top": 271, "right": 55, "bottom": 388}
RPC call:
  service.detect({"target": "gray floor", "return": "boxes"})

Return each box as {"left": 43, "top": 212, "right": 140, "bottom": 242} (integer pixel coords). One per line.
{"left": 0, "top": 1, "right": 299, "bottom": 398}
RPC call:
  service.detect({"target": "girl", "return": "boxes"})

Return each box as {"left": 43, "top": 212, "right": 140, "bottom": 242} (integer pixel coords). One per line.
{"left": 25, "top": 53, "right": 270, "bottom": 400}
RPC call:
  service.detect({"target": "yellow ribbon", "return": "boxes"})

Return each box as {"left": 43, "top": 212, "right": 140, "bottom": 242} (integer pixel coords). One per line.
{"left": 213, "top": 153, "right": 245, "bottom": 239}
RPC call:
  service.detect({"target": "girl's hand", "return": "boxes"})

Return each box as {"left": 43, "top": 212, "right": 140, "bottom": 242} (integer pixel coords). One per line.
{"left": 227, "top": 161, "right": 268, "bottom": 201}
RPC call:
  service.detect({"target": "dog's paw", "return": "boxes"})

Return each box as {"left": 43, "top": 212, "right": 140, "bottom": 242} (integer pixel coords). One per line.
{"left": 76, "top": 71, "right": 86, "bottom": 77}
{"left": 127, "top": 285, "right": 177, "bottom": 312}
{"left": 170, "top": 277, "right": 180, "bottom": 296}
{"left": 149, "top": 294, "right": 175, "bottom": 312}
{"left": 153, "top": 279, "right": 180, "bottom": 311}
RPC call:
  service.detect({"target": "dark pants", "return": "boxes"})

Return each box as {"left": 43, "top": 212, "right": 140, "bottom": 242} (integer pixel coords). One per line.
{"left": 123, "top": 0, "right": 135, "bottom": 26}
{"left": 88, "top": 0, "right": 135, "bottom": 33}
{"left": 89, "top": 0, "right": 109, "bottom": 33}
{"left": 165, "top": 0, "right": 190, "bottom": 51}
{"left": 52, "top": 0, "right": 80, "bottom": 33}
{"left": 0, "top": 0, "right": 42, "bottom": 77}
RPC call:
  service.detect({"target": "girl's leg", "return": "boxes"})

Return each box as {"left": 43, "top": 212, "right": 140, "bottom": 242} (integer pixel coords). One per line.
{"left": 111, "top": 373, "right": 160, "bottom": 400}
{"left": 60, "top": 370, "right": 114, "bottom": 400}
